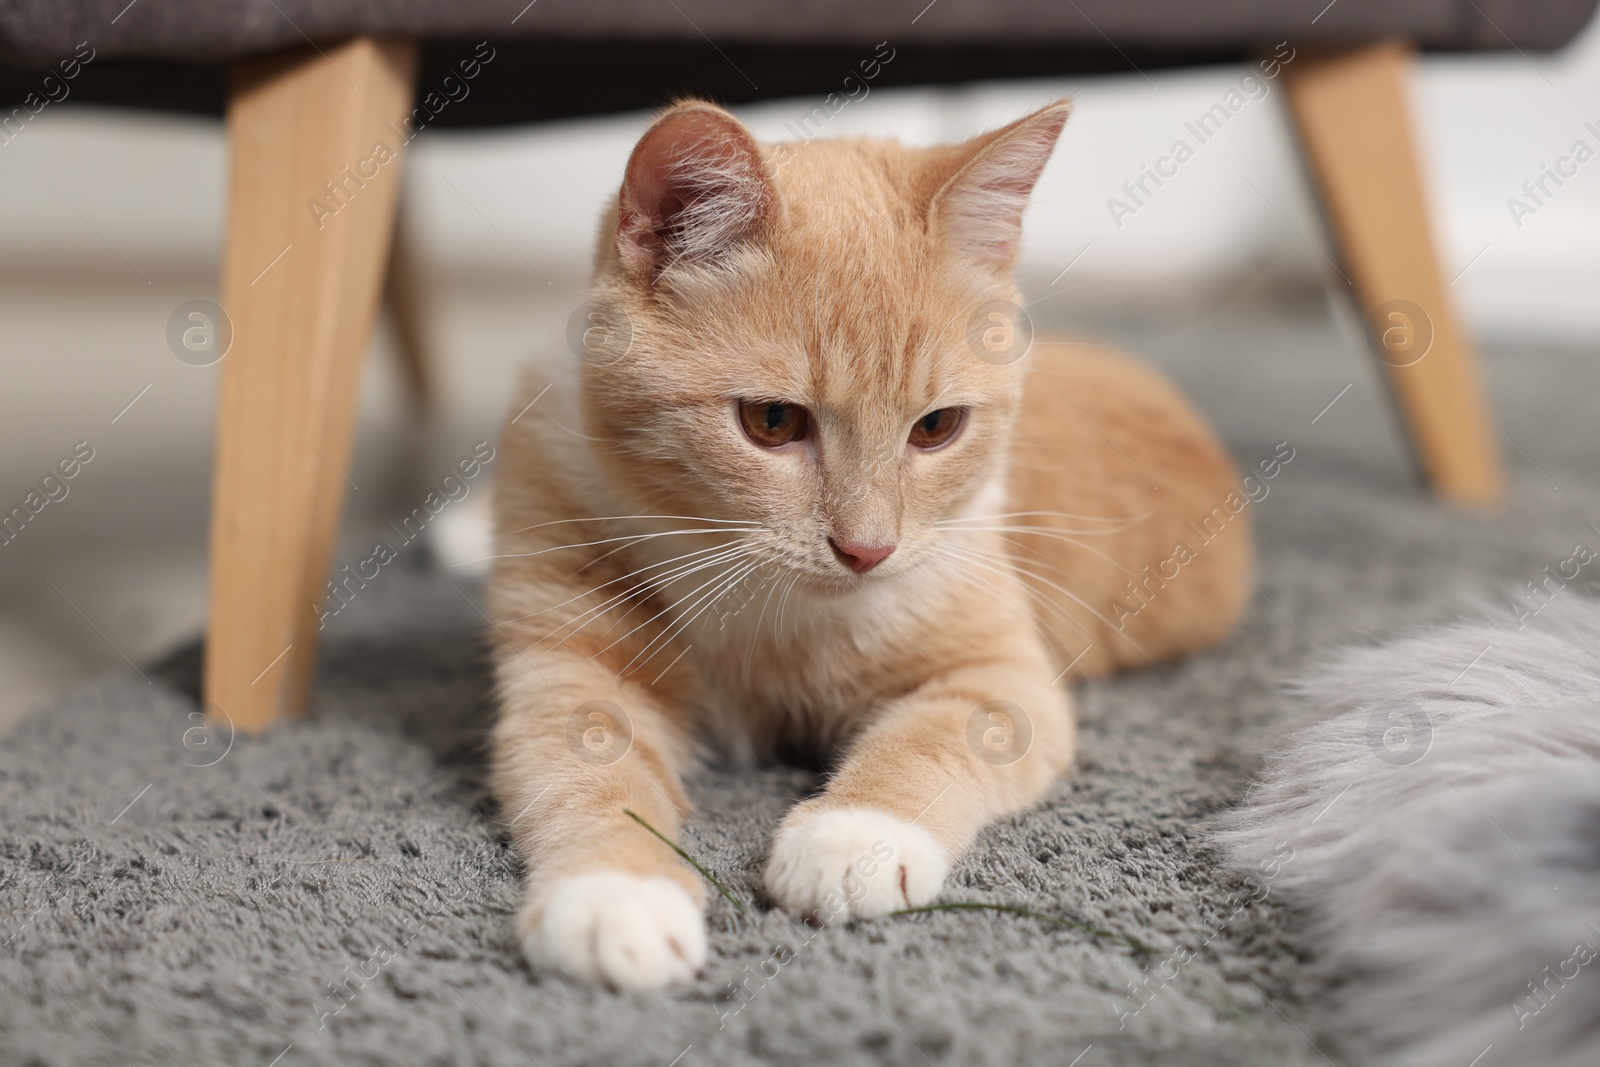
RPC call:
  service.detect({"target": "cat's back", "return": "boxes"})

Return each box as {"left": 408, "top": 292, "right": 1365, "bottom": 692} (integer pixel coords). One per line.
{"left": 1006, "top": 336, "right": 1252, "bottom": 677}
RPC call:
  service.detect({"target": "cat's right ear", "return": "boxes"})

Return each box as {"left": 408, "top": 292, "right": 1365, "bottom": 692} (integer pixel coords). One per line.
{"left": 615, "top": 102, "right": 776, "bottom": 284}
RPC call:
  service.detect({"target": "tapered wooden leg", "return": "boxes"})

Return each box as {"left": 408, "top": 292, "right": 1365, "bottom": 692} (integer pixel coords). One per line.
{"left": 384, "top": 198, "right": 434, "bottom": 409}
{"left": 207, "top": 38, "right": 419, "bottom": 733}
{"left": 1283, "top": 40, "right": 1503, "bottom": 506}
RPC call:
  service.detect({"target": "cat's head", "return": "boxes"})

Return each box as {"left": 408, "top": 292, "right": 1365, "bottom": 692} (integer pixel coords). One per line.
{"left": 579, "top": 98, "right": 1070, "bottom": 589}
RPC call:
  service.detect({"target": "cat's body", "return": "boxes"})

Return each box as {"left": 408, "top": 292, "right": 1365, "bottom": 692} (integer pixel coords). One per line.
{"left": 488, "top": 100, "right": 1248, "bottom": 990}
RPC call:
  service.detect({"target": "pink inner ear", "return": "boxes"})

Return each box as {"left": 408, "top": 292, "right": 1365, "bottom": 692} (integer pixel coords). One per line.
{"left": 616, "top": 107, "right": 773, "bottom": 281}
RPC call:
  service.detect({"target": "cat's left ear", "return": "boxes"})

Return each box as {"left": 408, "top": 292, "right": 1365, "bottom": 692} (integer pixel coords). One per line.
{"left": 929, "top": 99, "right": 1071, "bottom": 272}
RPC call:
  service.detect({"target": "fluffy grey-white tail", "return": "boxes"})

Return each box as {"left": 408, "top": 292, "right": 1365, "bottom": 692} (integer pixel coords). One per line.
{"left": 1218, "top": 595, "right": 1600, "bottom": 1066}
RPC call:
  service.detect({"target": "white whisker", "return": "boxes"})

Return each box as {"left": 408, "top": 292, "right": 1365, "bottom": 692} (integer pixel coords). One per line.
{"left": 932, "top": 543, "right": 1100, "bottom": 645}
{"left": 583, "top": 548, "right": 762, "bottom": 667}
{"left": 470, "top": 526, "right": 759, "bottom": 564}
{"left": 532, "top": 409, "right": 609, "bottom": 441}
{"left": 776, "top": 570, "right": 802, "bottom": 642}
{"left": 745, "top": 564, "right": 787, "bottom": 673}
{"left": 499, "top": 539, "right": 745, "bottom": 625}
{"left": 540, "top": 543, "right": 757, "bottom": 655}
{"left": 620, "top": 557, "right": 764, "bottom": 677}
{"left": 936, "top": 507, "right": 1153, "bottom": 533}
{"left": 939, "top": 525, "right": 1136, "bottom": 577}
{"left": 944, "top": 541, "right": 1147, "bottom": 657}
{"left": 510, "top": 514, "right": 762, "bottom": 535}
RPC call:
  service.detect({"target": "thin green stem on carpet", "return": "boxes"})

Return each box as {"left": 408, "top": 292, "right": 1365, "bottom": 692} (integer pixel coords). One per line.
{"left": 623, "top": 808, "right": 747, "bottom": 914}
{"left": 890, "top": 901, "right": 1158, "bottom": 956}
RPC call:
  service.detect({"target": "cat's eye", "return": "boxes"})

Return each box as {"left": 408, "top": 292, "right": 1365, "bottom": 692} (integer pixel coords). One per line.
{"left": 909, "top": 407, "right": 965, "bottom": 450}
{"left": 738, "top": 400, "right": 810, "bottom": 448}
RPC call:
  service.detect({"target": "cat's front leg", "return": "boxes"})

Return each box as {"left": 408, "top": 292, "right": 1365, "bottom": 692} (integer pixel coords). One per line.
{"left": 764, "top": 647, "right": 1072, "bottom": 920}
{"left": 493, "top": 656, "right": 707, "bottom": 990}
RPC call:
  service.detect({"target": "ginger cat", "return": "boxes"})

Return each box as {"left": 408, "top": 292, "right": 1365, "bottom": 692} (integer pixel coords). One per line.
{"left": 488, "top": 98, "right": 1249, "bottom": 990}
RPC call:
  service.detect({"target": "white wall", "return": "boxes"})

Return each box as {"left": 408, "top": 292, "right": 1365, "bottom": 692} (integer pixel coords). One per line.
{"left": 4, "top": 13, "right": 1599, "bottom": 342}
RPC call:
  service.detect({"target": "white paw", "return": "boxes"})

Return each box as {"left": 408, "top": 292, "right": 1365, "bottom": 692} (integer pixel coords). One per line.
{"left": 764, "top": 807, "right": 949, "bottom": 921}
{"left": 521, "top": 872, "right": 706, "bottom": 991}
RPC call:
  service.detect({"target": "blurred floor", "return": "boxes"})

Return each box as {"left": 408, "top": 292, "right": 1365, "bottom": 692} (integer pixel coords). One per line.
{"left": 3, "top": 248, "right": 1594, "bottom": 737}
{"left": 0, "top": 263, "right": 580, "bottom": 735}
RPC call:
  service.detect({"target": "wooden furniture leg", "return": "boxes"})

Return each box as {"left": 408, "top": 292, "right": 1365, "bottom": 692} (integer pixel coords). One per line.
{"left": 384, "top": 197, "right": 434, "bottom": 410}
{"left": 1282, "top": 40, "right": 1503, "bottom": 506}
{"left": 207, "top": 38, "right": 419, "bottom": 733}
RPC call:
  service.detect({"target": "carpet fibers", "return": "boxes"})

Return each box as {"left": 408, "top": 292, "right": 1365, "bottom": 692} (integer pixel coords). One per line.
{"left": 4, "top": 311, "right": 1597, "bottom": 1067}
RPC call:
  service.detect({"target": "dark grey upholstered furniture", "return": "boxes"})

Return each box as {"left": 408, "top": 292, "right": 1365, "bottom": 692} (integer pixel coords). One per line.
{"left": 3, "top": 0, "right": 1596, "bottom": 732}
{"left": 4, "top": 0, "right": 1597, "bottom": 64}
{"left": 4, "top": 2, "right": 1598, "bottom": 122}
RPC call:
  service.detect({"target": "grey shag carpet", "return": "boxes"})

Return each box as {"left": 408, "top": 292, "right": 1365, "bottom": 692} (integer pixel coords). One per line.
{"left": 4, "top": 305, "right": 1598, "bottom": 1067}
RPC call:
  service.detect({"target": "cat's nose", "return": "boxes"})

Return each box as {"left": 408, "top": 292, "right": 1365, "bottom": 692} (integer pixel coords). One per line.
{"left": 828, "top": 538, "right": 897, "bottom": 574}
